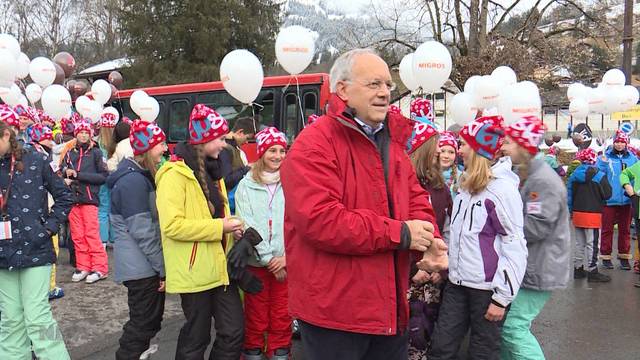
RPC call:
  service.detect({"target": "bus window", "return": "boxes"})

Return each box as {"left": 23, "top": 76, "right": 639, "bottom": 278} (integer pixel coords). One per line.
{"left": 283, "top": 93, "right": 299, "bottom": 140}
{"left": 168, "top": 99, "right": 191, "bottom": 142}
{"left": 304, "top": 92, "right": 318, "bottom": 118}
{"left": 156, "top": 100, "right": 167, "bottom": 130}
{"left": 196, "top": 90, "right": 274, "bottom": 130}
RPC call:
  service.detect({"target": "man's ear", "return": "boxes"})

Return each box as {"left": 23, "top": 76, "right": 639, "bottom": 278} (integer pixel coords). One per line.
{"left": 335, "top": 81, "right": 349, "bottom": 102}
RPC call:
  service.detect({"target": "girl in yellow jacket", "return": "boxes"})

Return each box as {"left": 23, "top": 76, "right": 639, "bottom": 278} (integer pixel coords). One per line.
{"left": 155, "top": 104, "right": 244, "bottom": 360}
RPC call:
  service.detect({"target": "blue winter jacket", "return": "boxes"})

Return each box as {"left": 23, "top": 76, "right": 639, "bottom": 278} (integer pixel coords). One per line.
{"left": 0, "top": 149, "right": 74, "bottom": 270}
{"left": 596, "top": 147, "right": 638, "bottom": 206}
{"left": 107, "top": 158, "right": 165, "bottom": 283}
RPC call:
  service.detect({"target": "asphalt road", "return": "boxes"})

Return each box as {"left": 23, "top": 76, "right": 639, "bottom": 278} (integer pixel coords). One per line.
{"left": 52, "top": 238, "right": 640, "bottom": 360}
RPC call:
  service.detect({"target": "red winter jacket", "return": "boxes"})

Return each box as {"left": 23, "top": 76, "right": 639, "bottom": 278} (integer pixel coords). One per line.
{"left": 280, "top": 94, "right": 440, "bottom": 336}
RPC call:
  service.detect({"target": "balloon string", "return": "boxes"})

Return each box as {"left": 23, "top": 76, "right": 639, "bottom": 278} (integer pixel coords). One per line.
{"left": 295, "top": 75, "right": 305, "bottom": 129}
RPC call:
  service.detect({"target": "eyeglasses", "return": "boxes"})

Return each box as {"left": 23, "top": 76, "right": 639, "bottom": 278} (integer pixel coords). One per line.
{"left": 346, "top": 79, "right": 397, "bottom": 92}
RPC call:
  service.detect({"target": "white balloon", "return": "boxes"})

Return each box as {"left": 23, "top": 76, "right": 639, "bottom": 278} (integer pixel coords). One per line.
{"left": 569, "top": 98, "right": 589, "bottom": 120}
{"left": 220, "top": 50, "right": 264, "bottom": 104}
{"left": 0, "top": 49, "right": 17, "bottom": 86}
{"left": 275, "top": 26, "right": 315, "bottom": 75}
{"left": 449, "top": 92, "right": 478, "bottom": 126}
{"left": 135, "top": 96, "right": 160, "bottom": 122}
{"left": 498, "top": 82, "right": 541, "bottom": 125}
{"left": 474, "top": 75, "right": 501, "bottom": 109}
{"left": 29, "top": 57, "right": 56, "bottom": 88}
{"left": 16, "top": 53, "right": 29, "bottom": 79}
{"left": 75, "top": 95, "right": 93, "bottom": 117}
{"left": 399, "top": 53, "right": 419, "bottom": 91}
{"left": 25, "top": 83, "right": 42, "bottom": 104}
{"left": 17, "top": 94, "right": 27, "bottom": 107}
{"left": 464, "top": 75, "right": 481, "bottom": 95}
{"left": 130, "top": 90, "right": 149, "bottom": 115}
{"left": 41, "top": 84, "right": 72, "bottom": 121}
{"left": 567, "top": 83, "right": 587, "bottom": 101}
{"left": 91, "top": 79, "right": 112, "bottom": 105}
{"left": 491, "top": 66, "right": 517, "bottom": 87}
{"left": 412, "top": 41, "right": 452, "bottom": 93}
{"left": 587, "top": 87, "right": 606, "bottom": 114}
{"left": 87, "top": 101, "right": 103, "bottom": 123}
{"left": 0, "top": 83, "right": 21, "bottom": 106}
{"left": 0, "top": 34, "right": 20, "bottom": 59}
{"left": 519, "top": 81, "right": 540, "bottom": 98}
{"left": 102, "top": 106, "right": 120, "bottom": 123}
{"left": 603, "top": 86, "right": 627, "bottom": 114}
{"left": 620, "top": 85, "right": 639, "bottom": 110}
{"left": 602, "top": 68, "right": 626, "bottom": 87}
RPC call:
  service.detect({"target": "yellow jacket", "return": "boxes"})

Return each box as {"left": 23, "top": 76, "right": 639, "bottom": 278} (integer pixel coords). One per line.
{"left": 155, "top": 159, "right": 232, "bottom": 294}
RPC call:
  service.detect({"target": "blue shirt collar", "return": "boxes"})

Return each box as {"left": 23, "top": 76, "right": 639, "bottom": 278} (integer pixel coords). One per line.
{"left": 354, "top": 117, "right": 384, "bottom": 139}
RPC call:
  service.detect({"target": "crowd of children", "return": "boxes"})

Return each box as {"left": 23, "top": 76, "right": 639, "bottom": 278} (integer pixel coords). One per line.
{"left": 0, "top": 89, "right": 639, "bottom": 360}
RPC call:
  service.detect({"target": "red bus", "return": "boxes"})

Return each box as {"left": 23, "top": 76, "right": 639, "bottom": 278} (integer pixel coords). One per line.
{"left": 113, "top": 73, "right": 331, "bottom": 162}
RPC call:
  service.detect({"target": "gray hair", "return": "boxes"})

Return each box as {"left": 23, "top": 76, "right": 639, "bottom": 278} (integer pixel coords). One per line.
{"left": 329, "top": 48, "right": 379, "bottom": 92}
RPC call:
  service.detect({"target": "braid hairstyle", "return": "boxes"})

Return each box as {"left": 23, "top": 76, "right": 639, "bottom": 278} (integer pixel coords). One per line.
{"left": 450, "top": 163, "right": 458, "bottom": 193}
{"left": 0, "top": 122, "right": 24, "bottom": 172}
{"left": 194, "top": 144, "right": 218, "bottom": 217}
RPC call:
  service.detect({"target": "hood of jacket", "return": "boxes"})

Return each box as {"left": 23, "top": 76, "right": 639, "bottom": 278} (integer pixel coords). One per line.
{"left": 489, "top": 156, "right": 520, "bottom": 191}
{"left": 106, "top": 158, "right": 154, "bottom": 190}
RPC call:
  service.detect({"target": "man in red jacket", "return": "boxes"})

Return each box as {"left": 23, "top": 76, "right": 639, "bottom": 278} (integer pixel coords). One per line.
{"left": 280, "top": 48, "right": 447, "bottom": 360}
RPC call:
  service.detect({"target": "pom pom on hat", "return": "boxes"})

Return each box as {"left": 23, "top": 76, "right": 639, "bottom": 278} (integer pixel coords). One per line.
{"left": 255, "top": 127, "right": 287, "bottom": 158}
{"left": 410, "top": 98, "right": 433, "bottom": 120}
{"left": 129, "top": 119, "right": 166, "bottom": 156}
{"left": 188, "top": 104, "right": 229, "bottom": 145}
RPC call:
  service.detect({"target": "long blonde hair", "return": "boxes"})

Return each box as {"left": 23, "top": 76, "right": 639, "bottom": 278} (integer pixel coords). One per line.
{"left": 99, "top": 127, "right": 114, "bottom": 153}
{"left": 251, "top": 157, "right": 268, "bottom": 184}
{"left": 134, "top": 152, "right": 159, "bottom": 178}
{"left": 410, "top": 135, "right": 445, "bottom": 189}
{"left": 460, "top": 151, "right": 493, "bottom": 194}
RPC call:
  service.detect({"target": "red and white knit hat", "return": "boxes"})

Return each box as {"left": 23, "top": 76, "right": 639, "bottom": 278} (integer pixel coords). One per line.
{"left": 129, "top": 119, "right": 166, "bottom": 156}
{"left": 407, "top": 120, "right": 438, "bottom": 154}
{"left": 575, "top": 148, "right": 597, "bottom": 165}
{"left": 388, "top": 104, "right": 401, "bottom": 115}
{"left": 613, "top": 129, "right": 629, "bottom": 144}
{"left": 37, "top": 109, "right": 55, "bottom": 127}
{"left": 438, "top": 131, "right": 458, "bottom": 150}
{"left": 29, "top": 123, "right": 53, "bottom": 142}
{"left": 256, "top": 127, "right": 287, "bottom": 158}
{"left": 0, "top": 104, "right": 19, "bottom": 128}
{"left": 100, "top": 112, "right": 118, "bottom": 128}
{"left": 410, "top": 98, "right": 433, "bottom": 120}
{"left": 13, "top": 105, "right": 38, "bottom": 123}
{"left": 74, "top": 117, "right": 93, "bottom": 137}
{"left": 505, "top": 116, "right": 547, "bottom": 155}
{"left": 188, "top": 104, "right": 229, "bottom": 145}
{"left": 459, "top": 115, "right": 505, "bottom": 160}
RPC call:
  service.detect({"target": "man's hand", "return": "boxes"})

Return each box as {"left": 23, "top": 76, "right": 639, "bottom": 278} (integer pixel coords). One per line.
{"left": 485, "top": 303, "right": 506, "bottom": 322}
{"left": 267, "top": 256, "right": 286, "bottom": 274}
{"left": 416, "top": 238, "right": 448, "bottom": 272}
{"left": 411, "top": 270, "right": 430, "bottom": 285}
{"left": 405, "top": 220, "right": 435, "bottom": 252}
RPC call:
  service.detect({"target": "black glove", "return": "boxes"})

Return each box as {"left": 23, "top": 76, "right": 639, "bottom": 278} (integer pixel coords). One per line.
{"left": 236, "top": 267, "right": 263, "bottom": 294}
{"left": 227, "top": 227, "right": 263, "bottom": 271}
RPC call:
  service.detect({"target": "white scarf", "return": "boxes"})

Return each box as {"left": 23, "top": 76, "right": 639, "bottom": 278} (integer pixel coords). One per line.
{"left": 261, "top": 170, "right": 280, "bottom": 185}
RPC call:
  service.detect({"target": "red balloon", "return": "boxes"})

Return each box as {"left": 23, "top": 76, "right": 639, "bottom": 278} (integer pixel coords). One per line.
{"left": 552, "top": 135, "right": 562, "bottom": 143}
{"left": 53, "top": 63, "right": 65, "bottom": 85}
{"left": 544, "top": 137, "right": 554, "bottom": 147}
{"left": 53, "top": 52, "right": 76, "bottom": 78}
{"left": 108, "top": 71, "right": 124, "bottom": 89}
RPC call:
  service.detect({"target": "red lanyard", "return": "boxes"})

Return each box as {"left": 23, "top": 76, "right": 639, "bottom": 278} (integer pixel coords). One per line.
{"left": 0, "top": 155, "right": 16, "bottom": 218}
{"left": 265, "top": 183, "right": 279, "bottom": 242}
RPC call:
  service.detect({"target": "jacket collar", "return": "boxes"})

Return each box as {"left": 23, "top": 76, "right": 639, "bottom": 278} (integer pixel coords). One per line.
{"left": 326, "top": 93, "right": 413, "bottom": 146}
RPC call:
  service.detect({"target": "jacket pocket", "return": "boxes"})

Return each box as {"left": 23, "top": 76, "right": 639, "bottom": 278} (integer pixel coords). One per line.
{"left": 452, "top": 199, "right": 463, "bottom": 224}
{"left": 188, "top": 242, "right": 198, "bottom": 271}
{"left": 504, "top": 269, "right": 514, "bottom": 296}
{"left": 468, "top": 201, "right": 481, "bottom": 231}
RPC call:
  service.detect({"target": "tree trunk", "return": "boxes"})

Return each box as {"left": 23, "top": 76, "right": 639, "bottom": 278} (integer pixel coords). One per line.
{"left": 478, "top": 0, "right": 489, "bottom": 50}
{"left": 468, "top": 0, "right": 480, "bottom": 56}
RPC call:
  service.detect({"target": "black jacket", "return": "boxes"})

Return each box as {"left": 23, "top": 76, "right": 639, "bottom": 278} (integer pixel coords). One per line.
{"left": 218, "top": 138, "right": 250, "bottom": 191}
{"left": 0, "top": 149, "right": 74, "bottom": 269}
{"left": 61, "top": 141, "right": 108, "bottom": 206}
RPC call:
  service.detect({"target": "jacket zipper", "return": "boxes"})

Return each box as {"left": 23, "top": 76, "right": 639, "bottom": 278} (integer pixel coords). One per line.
{"left": 189, "top": 243, "right": 198, "bottom": 271}
{"left": 468, "top": 201, "right": 481, "bottom": 231}
{"left": 452, "top": 199, "right": 463, "bottom": 223}
{"left": 504, "top": 269, "right": 514, "bottom": 296}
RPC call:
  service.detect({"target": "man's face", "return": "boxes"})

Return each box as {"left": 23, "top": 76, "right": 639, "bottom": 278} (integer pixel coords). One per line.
{"left": 501, "top": 136, "right": 524, "bottom": 165}
{"left": 335, "top": 53, "right": 392, "bottom": 125}
{"left": 614, "top": 141, "right": 626, "bottom": 152}
{"left": 235, "top": 130, "right": 254, "bottom": 146}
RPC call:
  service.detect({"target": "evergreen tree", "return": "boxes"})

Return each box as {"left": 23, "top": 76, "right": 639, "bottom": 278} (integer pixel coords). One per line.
{"left": 118, "top": 0, "right": 280, "bottom": 86}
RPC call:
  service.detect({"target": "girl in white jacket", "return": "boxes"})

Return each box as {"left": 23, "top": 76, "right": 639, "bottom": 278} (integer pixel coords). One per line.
{"left": 429, "top": 116, "right": 528, "bottom": 360}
